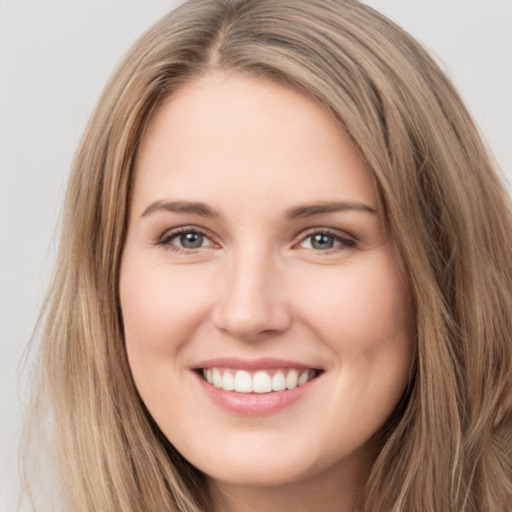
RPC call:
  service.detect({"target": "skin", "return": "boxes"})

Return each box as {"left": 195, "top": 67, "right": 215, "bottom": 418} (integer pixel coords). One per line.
{"left": 120, "top": 72, "right": 414, "bottom": 512}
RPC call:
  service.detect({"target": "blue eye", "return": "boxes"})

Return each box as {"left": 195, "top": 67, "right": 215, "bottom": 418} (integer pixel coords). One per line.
{"left": 160, "top": 228, "right": 213, "bottom": 251}
{"left": 299, "top": 231, "right": 355, "bottom": 251}
{"left": 176, "top": 232, "right": 205, "bottom": 249}
{"left": 309, "top": 233, "right": 338, "bottom": 250}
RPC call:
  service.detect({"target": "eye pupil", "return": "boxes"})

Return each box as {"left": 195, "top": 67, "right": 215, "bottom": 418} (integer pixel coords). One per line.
{"left": 180, "top": 232, "right": 203, "bottom": 249}
{"left": 311, "top": 234, "right": 334, "bottom": 249}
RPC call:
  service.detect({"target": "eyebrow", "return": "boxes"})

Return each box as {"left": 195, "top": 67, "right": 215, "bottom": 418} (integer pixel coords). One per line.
{"left": 285, "top": 201, "right": 376, "bottom": 219}
{"left": 141, "top": 199, "right": 376, "bottom": 219}
{"left": 141, "top": 200, "right": 220, "bottom": 218}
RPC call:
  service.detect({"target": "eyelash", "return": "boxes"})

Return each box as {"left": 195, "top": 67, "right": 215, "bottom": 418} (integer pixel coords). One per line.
{"left": 297, "top": 228, "right": 357, "bottom": 254}
{"left": 157, "top": 226, "right": 215, "bottom": 254}
{"left": 157, "top": 226, "right": 357, "bottom": 255}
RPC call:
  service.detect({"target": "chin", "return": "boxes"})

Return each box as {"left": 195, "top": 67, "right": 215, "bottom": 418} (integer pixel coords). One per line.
{"left": 203, "top": 461, "right": 313, "bottom": 488}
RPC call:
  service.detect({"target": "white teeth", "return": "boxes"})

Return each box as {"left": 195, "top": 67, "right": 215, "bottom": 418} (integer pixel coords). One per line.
{"left": 298, "top": 370, "right": 310, "bottom": 386}
{"left": 272, "top": 371, "right": 287, "bottom": 391}
{"left": 286, "top": 369, "right": 299, "bottom": 389}
{"left": 202, "top": 367, "right": 317, "bottom": 393}
{"left": 234, "top": 370, "right": 252, "bottom": 393}
{"left": 222, "top": 371, "right": 235, "bottom": 391}
{"left": 212, "top": 368, "right": 222, "bottom": 388}
{"left": 253, "top": 371, "right": 272, "bottom": 393}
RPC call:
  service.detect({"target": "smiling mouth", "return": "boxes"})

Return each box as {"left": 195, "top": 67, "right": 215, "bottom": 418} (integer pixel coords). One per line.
{"left": 200, "top": 367, "right": 321, "bottom": 393}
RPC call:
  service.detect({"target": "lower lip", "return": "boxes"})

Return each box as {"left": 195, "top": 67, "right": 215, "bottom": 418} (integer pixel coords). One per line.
{"left": 194, "top": 372, "right": 317, "bottom": 416}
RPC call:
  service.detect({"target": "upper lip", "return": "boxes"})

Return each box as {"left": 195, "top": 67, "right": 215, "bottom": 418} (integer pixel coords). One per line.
{"left": 192, "top": 357, "right": 322, "bottom": 371}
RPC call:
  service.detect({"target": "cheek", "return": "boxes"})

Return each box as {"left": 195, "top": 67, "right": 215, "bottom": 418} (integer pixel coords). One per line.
{"left": 293, "top": 259, "right": 413, "bottom": 437}
{"left": 119, "top": 258, "right": 217, "bottom": 418}
{"left": 120, "top": 262, "right": 212, "bottom": 356}
{"left": 295, "top": 258, "right": 412, "bottom": 354}
{"left": 120, "top": 261, "right": 221, "bottom": 423}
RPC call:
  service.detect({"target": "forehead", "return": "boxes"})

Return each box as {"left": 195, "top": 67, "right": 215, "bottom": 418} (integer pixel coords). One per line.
{"left": 133, "top": 72, "right": 376, "bottom": 215}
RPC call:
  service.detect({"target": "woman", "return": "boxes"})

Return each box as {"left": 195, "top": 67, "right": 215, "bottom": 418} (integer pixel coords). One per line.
{"left": 23, "top": 0, "right": 512, "bottom": 510}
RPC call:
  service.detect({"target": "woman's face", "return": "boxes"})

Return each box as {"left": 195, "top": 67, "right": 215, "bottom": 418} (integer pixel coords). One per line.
{"left": 120, "top": 73, "right": 414, "bottom": 494}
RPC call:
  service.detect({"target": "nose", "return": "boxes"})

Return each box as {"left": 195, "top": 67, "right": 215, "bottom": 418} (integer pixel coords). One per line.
{"left": 211, "top": 248, "right": 292, "bottom": 342}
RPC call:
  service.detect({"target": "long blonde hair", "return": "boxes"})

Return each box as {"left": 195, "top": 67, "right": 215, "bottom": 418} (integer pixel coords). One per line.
{"left": 23, "top": 0, "right": 512, "bottom": 510}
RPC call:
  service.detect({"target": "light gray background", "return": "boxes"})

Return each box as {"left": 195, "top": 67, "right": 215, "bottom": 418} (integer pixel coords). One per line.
{"left": 1, "top": 0, "right": 511, "bottom": 509}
